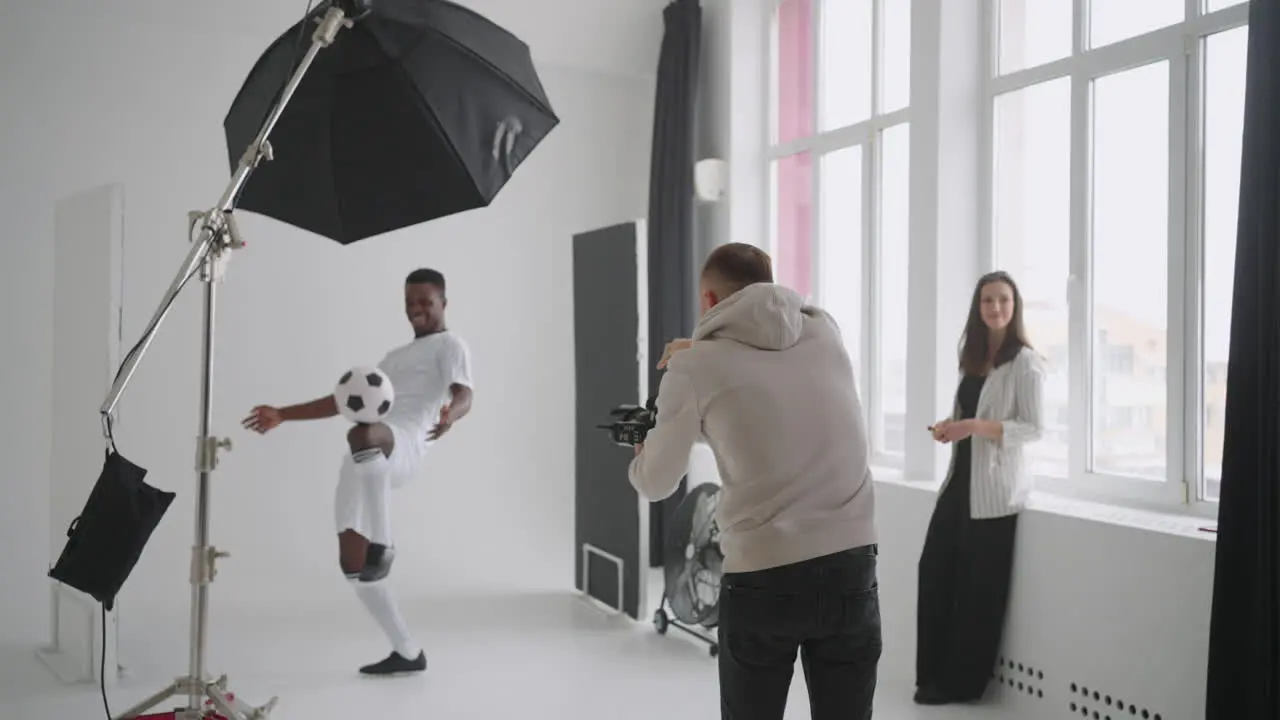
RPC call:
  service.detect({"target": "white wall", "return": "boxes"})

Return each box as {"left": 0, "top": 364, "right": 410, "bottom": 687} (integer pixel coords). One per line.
{"left": 695, "top": 0, "right": 732, "bottom": 261}
{"left": 698, "top": 0, "right": 768, "bottom": 253}
{"left": 0, "top": 0, "right": 658, "bottom": 644}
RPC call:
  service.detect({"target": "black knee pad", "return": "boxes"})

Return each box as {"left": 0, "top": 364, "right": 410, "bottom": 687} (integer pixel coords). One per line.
{"left": 359, "top": 543, "right": 396, "bottom": 583}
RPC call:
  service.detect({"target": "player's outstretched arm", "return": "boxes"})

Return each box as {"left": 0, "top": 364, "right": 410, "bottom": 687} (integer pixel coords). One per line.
{"left": 281, "top": 395, "right": 340, "bottom": 422}
{"left": 242, "top": 395, "right": 338, "bottom": 434}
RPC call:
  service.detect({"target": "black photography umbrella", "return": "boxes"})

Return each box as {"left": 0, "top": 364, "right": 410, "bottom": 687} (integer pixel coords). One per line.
{"left": 224, "top": 0, "right": 560, "bottom": 244}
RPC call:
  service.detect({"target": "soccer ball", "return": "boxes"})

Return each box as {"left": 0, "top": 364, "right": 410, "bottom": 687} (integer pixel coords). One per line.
{"left": 334, "top": 366, "right": 395, "bottom": 425}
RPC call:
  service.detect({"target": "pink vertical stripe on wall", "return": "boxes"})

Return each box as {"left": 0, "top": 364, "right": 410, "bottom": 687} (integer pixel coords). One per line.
{"left": 775, "top": 0, "right": 814, "bottom": 298}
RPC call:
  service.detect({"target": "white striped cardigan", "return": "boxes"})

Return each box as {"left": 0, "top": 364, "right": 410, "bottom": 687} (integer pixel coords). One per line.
{"left": 939, "top": 346, "right": 1047, "bottom": 519}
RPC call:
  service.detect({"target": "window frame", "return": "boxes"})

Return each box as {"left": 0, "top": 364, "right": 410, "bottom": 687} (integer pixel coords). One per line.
{"left": 982, "top": 0, "right": 1249, "bottom": 514}
{"left": 767, "top": 0, "right": 912, "bottom": 469}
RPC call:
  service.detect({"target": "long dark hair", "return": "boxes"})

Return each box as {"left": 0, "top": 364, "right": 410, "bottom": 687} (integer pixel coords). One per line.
{"left": 959, "top": 271, "right": 1032, "bottom": 375}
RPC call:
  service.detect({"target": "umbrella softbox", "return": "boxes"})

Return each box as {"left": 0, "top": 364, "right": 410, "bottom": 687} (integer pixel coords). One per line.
{"left": 48, "top": 450, "right": 175, "bottom": 610}
{"left": 224, "top": 0, "right": 560, "bottom": 244}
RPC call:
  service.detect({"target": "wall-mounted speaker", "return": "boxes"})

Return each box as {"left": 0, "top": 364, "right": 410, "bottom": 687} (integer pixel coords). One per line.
{"left": 694, "top": 158, "right": 728, "bottom": 203}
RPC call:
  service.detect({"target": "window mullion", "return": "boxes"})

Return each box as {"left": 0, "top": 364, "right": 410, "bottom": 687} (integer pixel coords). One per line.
{"left": 865, "top": 0, "right": 885, "bottom": 458}
{"left": 1166, "top": 37, "right": 1192, "bottom": 504}
{"left": 866, "top": 133, "right": 882, "bottom": 456}
{"left": 1071, "top": 0, "right": 1091, "bottom": 490}
{"left": 1074, "top": 0, "right": 1089, "bottom": 54}
{"left": 980, "top": 0, "right": 996, "bottom": 272}
{"left": 872, "top": 0, "right": 884, "bottom": 116}
{"left": 1068, "top": 66, "right": 1092, "bottom": 483}
{"left": 1184, "top": 27, "right": 1207, "bottom": 502}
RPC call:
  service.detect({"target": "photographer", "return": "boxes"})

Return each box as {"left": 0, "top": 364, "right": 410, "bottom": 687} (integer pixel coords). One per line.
{"left": 629, "top": 243, "right": 880, "bottom": 720}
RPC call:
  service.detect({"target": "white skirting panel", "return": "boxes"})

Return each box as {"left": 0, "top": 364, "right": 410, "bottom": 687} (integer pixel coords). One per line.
{"left": 36, "top": 583, "right": 122, "bottom": 686}
{"left": 38, "top": 183, "right": 126, "bottom": 686}
{"left": 872, "top": 479, "right": 1213, "bottom": 719}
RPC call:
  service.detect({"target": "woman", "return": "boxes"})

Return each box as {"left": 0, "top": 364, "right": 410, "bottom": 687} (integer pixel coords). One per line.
{"left": 914, "top": 271, "right": 1045, "bottom": 705}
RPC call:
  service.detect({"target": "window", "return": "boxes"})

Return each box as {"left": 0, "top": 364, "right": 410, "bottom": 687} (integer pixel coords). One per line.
{"left": 819, "top": 146, "right": 863, "bottom": 376}
{"left": 878, "top": 123, "right": 911, "bottom": 456}
{"left": 771, "top": 0, "right": 815, "bottom": 145}
{"left": 772, "top": 153, "right": 815, "bottom": 296}
{"left": 1201, "top": 25, "right": 1249, "bottom": 501}
{"left": 992, "top": 77, "right": 1071, "bottom": 478}
{"left": 881, "top": 0, "right": 912, "bottom": 112}
{"left": 1090, "top": 61, "right": 1169, "bottom": 482}
{"left": 770, "top": 0, "right": 911, "bottom": 465}
{"left": 996, "top": 0, "right": 1071, "bottom": 74}
{"left": 987, "top": 0, "right": 1250, "bottom": 507}
{"left": 820, "top": 0, "right": 872, "bottom": 130}
{"left": 1088, "top": 1, "right": 1183, "bottom": 49}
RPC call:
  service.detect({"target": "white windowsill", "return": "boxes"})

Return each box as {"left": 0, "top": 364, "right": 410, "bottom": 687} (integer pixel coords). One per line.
{"left": 870, "top": 465, "right": 1218, "bottom": 543}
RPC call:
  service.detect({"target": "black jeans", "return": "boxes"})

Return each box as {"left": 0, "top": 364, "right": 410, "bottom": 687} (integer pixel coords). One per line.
{"left": 718, "top": 546, "right": 882, "bottom": 720}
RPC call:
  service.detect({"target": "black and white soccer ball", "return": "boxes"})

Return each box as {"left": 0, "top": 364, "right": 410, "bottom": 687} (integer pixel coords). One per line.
{"left": 334, "top": 366, "right": 395, "bottom": 424}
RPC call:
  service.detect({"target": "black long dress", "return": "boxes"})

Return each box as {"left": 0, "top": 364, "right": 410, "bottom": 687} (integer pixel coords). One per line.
{"left": 914, "top": 373, "right": 1019, "bottom": 704}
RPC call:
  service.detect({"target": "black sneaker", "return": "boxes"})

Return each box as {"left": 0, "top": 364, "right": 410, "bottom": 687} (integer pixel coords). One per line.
{"left": 359, "top": 651, "right": 427, "bottom": 677}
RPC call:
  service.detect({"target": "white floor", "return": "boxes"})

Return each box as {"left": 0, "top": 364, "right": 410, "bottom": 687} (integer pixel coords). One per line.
{"left": 0, "top": 587, "right": 1001, "bottom": 720}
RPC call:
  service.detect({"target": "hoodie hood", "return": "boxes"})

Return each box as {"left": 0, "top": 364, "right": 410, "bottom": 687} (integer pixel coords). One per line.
{"left": 693, "top": 283, "right": 808, "bottom": 351}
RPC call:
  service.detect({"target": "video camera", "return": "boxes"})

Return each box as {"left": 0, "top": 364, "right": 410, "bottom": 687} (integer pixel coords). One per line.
{"left": 597, "top": 397, "right": 658, "bottom": 447}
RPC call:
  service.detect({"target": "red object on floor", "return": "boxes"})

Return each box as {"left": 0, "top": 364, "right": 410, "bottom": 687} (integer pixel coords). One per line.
{"left": 133, "top": 707, "right": 229, "bottom": 712}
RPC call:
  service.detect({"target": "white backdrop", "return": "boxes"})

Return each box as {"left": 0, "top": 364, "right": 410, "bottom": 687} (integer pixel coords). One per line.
{"left": 0, "top": 0, "right": 659, "bottom": 645}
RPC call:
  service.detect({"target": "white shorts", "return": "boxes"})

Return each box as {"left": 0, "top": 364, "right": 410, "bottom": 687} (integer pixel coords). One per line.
{"left": 334, "top": 423, "right": 428, "bottom": 538}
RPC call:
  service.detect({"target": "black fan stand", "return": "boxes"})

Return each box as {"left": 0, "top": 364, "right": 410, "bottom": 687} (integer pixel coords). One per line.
{"left": 652, "top": 482, "right": 724, "bottom": 658}
{"left": 652, "top": 600, "right": 720, "bottom": 657}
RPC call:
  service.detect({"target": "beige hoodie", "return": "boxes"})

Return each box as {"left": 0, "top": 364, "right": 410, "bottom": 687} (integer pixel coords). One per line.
{"left": 628, "top": 283, "right": 877, "bottom": 574}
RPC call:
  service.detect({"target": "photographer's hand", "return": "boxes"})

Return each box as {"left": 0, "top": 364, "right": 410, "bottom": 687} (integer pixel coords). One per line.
{"left": 628, "top": 371, "right": 698, "bottom": 502}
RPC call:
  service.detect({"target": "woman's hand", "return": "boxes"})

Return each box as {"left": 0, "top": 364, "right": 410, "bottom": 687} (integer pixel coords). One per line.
{"left": 931, "top": 419, "right": 973, "bottom": 444}
{"left": 929, "top": 419, "right": 951, "bottom": 443}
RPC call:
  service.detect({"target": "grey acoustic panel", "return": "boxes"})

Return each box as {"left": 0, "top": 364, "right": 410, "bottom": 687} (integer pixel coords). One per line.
{"left": 572, "top": 221, "right": 648, "bottom": 620}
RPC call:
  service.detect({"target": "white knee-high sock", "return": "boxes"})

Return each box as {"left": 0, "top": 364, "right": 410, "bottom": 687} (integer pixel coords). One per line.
{"left": 352, "top": 448, "right": 393, "bottom": 546}
{"left": 350, "top": 577, "right": 421, "bottom": 659}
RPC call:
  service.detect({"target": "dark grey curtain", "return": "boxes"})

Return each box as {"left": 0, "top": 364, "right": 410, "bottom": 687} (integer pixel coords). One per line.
{"left": 646, "top": 0, "right": 702, "bottom": 568}
{"left": 1205, "top": 1, "right": 1280, "bottom": 717}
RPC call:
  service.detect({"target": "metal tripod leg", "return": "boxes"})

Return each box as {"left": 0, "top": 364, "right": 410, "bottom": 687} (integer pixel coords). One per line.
{"left": 113, "top": 675, "right": 278, "bottom": 720}
{"left": 112, "top": 678, "right": 183, "bottom": 719}
{"left": 207, "top": 678, "right": 279, "bottom": 720}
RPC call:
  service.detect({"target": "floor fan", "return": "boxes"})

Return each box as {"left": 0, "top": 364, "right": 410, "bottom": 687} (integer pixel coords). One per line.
{"left": 652, "top": 482, "right": 723, "bottom": 656}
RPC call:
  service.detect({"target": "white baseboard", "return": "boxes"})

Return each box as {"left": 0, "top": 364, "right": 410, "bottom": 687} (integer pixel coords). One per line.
{"left": 35, "top": 581, "right": 125, "bottom": 687}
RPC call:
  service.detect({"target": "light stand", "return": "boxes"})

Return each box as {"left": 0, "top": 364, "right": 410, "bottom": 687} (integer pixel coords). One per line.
{"left": 100, "top": 6, "right": 354, "bottom": 719}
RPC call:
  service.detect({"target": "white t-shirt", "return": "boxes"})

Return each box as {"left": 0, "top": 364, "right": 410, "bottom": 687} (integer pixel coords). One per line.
{"left": 376, "top": 331, "right": 473, "bottom": 440}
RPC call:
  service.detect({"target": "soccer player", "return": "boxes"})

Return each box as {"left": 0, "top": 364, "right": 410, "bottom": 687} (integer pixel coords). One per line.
{"left": 242, "top": 268, "right": 474, "bottom": 677}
